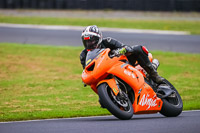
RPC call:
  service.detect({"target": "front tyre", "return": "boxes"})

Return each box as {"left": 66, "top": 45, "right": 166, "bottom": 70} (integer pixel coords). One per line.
{"left": 98, "top": 83, "right": 133, "bottom": 120}
{"left": 160, "top": 79, "right": 183, "bottom": 117}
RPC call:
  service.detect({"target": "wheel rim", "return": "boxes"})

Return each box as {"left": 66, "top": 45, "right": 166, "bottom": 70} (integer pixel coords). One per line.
{"left": 162, "top": 82, "right": 181, "bottom": 106}
{"left": 106, "top": 85, "right": 131, "bottom": 112}
{"left": 166, "top": 92, "right": 179, "bottom": 106}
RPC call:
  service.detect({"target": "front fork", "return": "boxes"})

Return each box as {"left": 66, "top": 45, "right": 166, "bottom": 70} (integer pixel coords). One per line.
{"left": 98, "top": 76, "right": 130, "bottom": 107}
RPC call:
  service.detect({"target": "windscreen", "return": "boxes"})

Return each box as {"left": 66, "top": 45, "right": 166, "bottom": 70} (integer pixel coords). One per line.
{"left": 85, "top": 48, "right": 105, "bottom": 66}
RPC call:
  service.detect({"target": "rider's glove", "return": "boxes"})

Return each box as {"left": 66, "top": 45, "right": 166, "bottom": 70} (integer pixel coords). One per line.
{"left": 115, "top": 47, "right": 127, "bottom": 56}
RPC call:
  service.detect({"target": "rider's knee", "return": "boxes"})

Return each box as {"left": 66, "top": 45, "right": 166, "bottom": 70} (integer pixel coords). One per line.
{"left": 131, "top": 45, "right": 143, "bottom": 54}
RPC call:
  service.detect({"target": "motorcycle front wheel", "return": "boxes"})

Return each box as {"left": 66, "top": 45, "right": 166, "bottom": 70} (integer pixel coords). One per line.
{"left": 98, "top": 83, "right": 133, "bottom": 120}
{"left": 159, "top": 79, "right": 183, "bottom": 117}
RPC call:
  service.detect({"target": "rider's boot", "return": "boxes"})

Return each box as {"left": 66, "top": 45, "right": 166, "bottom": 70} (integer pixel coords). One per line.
{"left": 136, "top": 46, "right": 164, "bottom": 84}
{"left": 143, "top": 62, "right": 164, "bottom": 84}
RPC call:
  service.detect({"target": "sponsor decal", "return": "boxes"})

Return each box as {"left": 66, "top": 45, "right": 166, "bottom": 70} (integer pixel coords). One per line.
{"left": 121, "top": 63, "right": 127, "bottom": 68}
{"left": 127, "top": 66, "right": 135, "bottom": 71}
{"left": 95, "top": 54, "right": 101, "bottom": 60}
{"left": 82, "top": 74, "right": 87, "bottom": 78}
{"left": 138, "top": 89, "right": 142, "bottom": 94}
{"left": 86, "top": 59, "right": 91, "bottom": 65}
{"left": 158, "top": 101, "right": 161, "bottom": 108}
{"left": 135, "top": 65, "right": 147, "bottom": 75}
{"left": 124, "top": 69, "right": 136, "bottom": 79}
{"left": 112, "top": 87, "right": 118, "bottom": 94}
{"left": 139, "top": 94, "right": 157, "bottom": 110}
{"left": 82, "top": 70, "right": 87, "bottom": 78}
{"left": 97, "top": 56, "right": 105, "bottom": 68}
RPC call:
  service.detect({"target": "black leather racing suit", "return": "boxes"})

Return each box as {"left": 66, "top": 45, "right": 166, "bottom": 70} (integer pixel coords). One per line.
{"left": 80, "top": 37, "right": 151, "bottom": 70}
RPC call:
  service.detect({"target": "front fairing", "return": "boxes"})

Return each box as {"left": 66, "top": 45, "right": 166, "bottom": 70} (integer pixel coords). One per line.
{"left": 82, "top": 48, "right": 112, "bottom": 85}
{"left": 83, "top": 48, "right": 127, "bottom": 83}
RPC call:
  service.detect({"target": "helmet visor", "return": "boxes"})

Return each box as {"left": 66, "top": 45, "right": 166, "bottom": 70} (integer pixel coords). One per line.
{"left": 82, "top": 35, "right": 99, "bottom": 50}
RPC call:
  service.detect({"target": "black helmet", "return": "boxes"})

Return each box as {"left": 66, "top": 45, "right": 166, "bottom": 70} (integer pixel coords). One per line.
{"left": 81, "top": 25, "right": 102, "bottom": 50}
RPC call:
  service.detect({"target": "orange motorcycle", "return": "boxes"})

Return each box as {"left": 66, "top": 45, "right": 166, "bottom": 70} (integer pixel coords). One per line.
{"left": 82, "top": 48, "right": 183, "bottom": 120}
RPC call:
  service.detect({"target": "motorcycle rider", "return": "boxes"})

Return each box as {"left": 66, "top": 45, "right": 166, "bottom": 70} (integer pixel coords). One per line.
{"left": 80, "top": 25, "right": 164, "bottom": 84}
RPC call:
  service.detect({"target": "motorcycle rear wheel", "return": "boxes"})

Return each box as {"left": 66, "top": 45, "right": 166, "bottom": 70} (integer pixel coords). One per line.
{"left": 98, "top": 83, "right": 133, "bottom": 120}
{"left": 159, "top": 79, "right": 183, "bottom": 117}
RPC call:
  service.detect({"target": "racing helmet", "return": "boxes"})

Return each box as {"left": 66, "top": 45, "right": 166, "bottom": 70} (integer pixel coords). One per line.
{"left": 81, "top": 25, "right": 102, "bottom": 50}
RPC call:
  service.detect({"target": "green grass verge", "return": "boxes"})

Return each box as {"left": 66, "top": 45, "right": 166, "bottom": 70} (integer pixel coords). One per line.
{"left": 0, "top": 43, "right": 200, "bottom": 122}
{"left": 0, "top": 15, "right": 200, "bottom": 34}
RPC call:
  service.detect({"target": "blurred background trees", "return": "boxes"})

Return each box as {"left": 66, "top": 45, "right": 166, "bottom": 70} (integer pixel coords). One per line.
{"left": 0, "top": 0, "right": 199, "bottom": 12}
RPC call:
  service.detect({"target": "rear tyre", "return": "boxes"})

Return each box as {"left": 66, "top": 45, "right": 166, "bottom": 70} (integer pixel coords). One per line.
{"left": 98, "top": 83, "right": 133, "bottom": 120}
{"left": 160, "top": 79, "right": 183, "bottom": 117}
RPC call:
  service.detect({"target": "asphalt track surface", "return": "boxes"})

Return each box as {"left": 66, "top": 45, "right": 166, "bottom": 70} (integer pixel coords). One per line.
{"left": 0, "top": 111, "right": 200, "bottom": 133}
{"left": 0, "top": 26, "right": 200, "bottom": 53}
